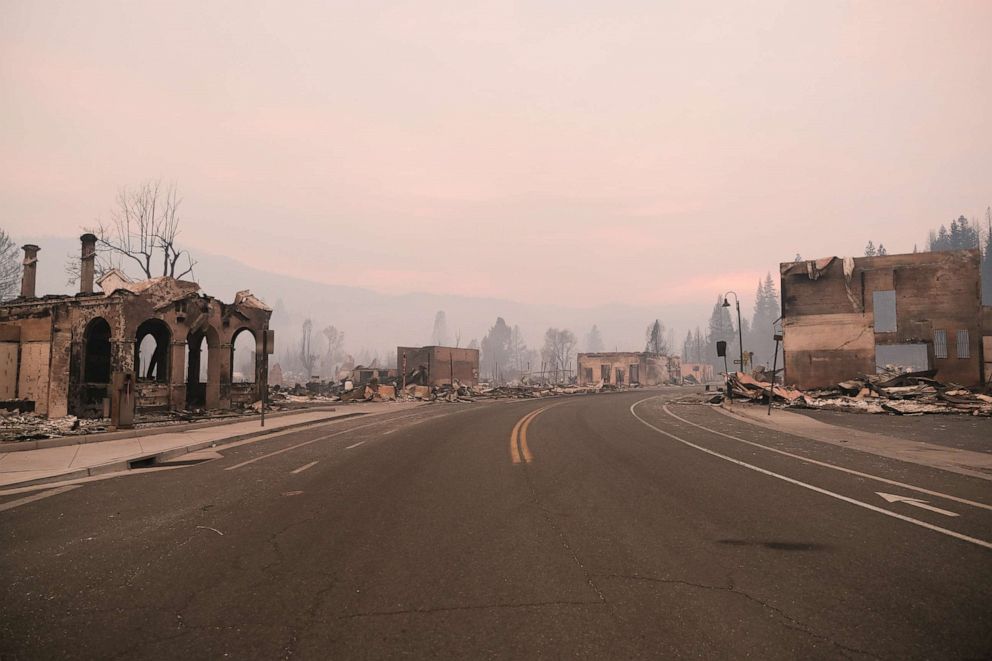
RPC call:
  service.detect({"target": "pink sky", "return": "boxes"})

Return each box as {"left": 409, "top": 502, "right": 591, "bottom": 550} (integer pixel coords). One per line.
{"left": 1, "top": 0, "right": 990, "bottom": 310}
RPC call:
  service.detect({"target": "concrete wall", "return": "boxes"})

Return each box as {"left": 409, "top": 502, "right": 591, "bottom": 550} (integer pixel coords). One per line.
{"left": 781, "top": 250, "right": 985, "bottom": 388}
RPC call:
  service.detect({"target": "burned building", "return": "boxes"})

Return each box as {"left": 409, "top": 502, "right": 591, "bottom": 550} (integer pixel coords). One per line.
{"left": 0, "top": 236, "right": 272, "bottom": 419}
{"left": 396, "top": 346, "right": 479, "bottom": 387}
{"left": 780, "top": 249, "right": 990, "bottom": 389}
{"left": 576, "top": 352, "right": 681, "bottom": 387}
{"left": 680, "top": 362, "right": 715, "bottom": 384}
{"left": 350, "top": 365, "right": 396, "bottom": 386}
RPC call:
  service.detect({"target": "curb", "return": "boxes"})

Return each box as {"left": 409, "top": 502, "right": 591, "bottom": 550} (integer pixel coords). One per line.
{"left": 0, "top": 411, "right": 369, "bottom": 490}
{"left": 0, "top": 405, "right": 341, "bottom": 453}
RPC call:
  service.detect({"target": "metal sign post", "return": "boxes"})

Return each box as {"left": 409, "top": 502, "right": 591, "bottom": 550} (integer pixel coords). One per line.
{"left": 261, "top": 329, "right": 267, "bottom": 427}
{"left": 768, "top": 332, "right": 782, "bottom": 416}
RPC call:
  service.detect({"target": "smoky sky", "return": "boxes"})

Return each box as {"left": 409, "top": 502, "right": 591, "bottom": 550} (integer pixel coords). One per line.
{"left": 2, "top": 0, "right": 990, "bottom": 308}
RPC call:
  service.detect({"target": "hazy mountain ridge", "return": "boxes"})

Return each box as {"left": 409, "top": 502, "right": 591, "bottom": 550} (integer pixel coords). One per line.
{"left": 25, "top": 235, "right": 704, "bottom": 362}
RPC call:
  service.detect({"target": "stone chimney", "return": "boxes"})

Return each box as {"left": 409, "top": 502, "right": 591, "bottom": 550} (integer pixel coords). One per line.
{"left": 80, "top": 233, "right": 97, "bottom": 295}
{"left": 20, "top": 244, "right": 40, "bottom": 299}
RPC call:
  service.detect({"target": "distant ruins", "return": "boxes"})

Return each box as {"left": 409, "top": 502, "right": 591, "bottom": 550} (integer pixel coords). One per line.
{"left": 397, "top": 346, "right": 480, "bottom": 387}
{"left": 575, "top": 352, "right": 681, "bottom": 387}
{"left": 0, "top": 235, "right": 271, "bottom": 419}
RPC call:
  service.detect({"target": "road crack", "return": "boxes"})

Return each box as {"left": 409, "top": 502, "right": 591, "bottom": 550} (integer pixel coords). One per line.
{"left": 592, "top": 573, "right": 881, "bottom": 660}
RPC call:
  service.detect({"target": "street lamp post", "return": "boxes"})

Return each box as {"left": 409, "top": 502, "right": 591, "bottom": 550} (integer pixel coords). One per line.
{"left": 722, "top": 291, "right": 744, "bottom": 376}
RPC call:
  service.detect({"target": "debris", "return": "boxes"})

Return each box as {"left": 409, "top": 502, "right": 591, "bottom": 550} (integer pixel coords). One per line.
{"left": 723, "top": 371, "right": 992, "bottom": 416}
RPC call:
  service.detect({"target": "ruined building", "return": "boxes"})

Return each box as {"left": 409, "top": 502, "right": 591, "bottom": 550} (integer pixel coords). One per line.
{"left": 781, "top": 249, "right": 990, "bottom": 388}
{"left": 0, "top": 236, "right": 272, "bottom": 419}
{"left": 576, "top": 352, "right": 682, "bottom": 387}
{"left": 397, "top": 346, "right": 480, "bottom": 387}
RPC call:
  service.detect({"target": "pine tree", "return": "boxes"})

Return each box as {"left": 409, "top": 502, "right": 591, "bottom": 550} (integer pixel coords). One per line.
{"left": 877, "top": 243, "right": 887, "bottom": 256}
{"left": 707, "top": 296, "right": 735, "bottom": 370}
{"left": 584, "top": 325, "right": 604, "bottom": 353}
{"left": 864, "top": 241, "right": 877, "bottom": 257}
{"left": 748, "top": 273, "right": 781, "bottom": 369}
{"left": 982, "top": 206, "right": 992, "bottom": 305}
{"left": 682, "top": 330, "right": 693, "bottom": 361}
{"left": 645, "top": 319, "right": 667, "bottom": 355}
{"left": 430, "top": 311, "right": 449, "bottom": 346}
{"left": 480, "top": 317, "right": 512, "bottom": 382}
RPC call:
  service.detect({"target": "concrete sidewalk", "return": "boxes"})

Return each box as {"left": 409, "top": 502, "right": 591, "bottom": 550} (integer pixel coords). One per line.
{"left": 714, "top": 401, "right": 992, "bottom": 481}
{"left": 0, "top": 402, "right": 422, "bottom": 489}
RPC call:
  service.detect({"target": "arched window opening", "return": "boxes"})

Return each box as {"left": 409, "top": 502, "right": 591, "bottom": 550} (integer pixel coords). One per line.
{"left": 186, "top": 328, "right": 216, "bottom": 408}
{"left": 232, "top": 329, "right": 256, "bottom": 383}
{"left": 135, "top": 319, "right": 171, "bottom": 383}
{"left": 83, "top": 318, "right": 112, "bottom": 383}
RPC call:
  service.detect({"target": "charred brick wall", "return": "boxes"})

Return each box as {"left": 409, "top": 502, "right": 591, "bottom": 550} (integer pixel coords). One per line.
{"left": 781, "top": 249, "right": 984, "bottom": 388}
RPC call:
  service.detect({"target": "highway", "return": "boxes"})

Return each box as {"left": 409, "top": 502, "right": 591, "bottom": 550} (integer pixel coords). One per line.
{"left": 2, "top": 390, "right": 990, "bottom": 659}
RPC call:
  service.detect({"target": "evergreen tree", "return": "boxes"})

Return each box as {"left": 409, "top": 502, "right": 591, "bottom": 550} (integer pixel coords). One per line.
{"left": 645, "top": 319, "right": 668, "bottom": 355}
{"left": 748, "top": 273, "right": 781, "bottom": 369}
{"left": 864, "top": 241, "right": 877, "bottom": 257}
{"left": 682, "top": 330, "right": 693, "bottom": 361}
{"left": 928, "top": 216, "right": 979, "bottom": 252}
{"left": 877, "top": 243, "right": 887, "bottom": 256}
{"left": 707, "top": 295, "right": 735, "bottom": 371}
{"left": 584, "top": 324, "right": 605, "bottom": 353}
{"left": 982, "top": 207, "right": 992, "bottom": 305}
{"left": 430, "top": 310, "right": 449, "bottom": 346}
{"left": 692, "top": 327, "right": 706, "bottom": 363}
{"left": 480, "top": 317, "right": 512, "bottom": 382}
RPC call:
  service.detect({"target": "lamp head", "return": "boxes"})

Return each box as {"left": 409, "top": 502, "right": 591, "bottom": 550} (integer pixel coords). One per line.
{"left": 721, "top": 298, "right": 730, "bottom": 307}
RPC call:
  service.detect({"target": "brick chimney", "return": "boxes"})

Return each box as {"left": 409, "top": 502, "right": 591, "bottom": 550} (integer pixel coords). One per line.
{"left": 80, "top": 233, "right": 97, "bottom": 294}
{"left": 20, "top": 244, "right": 40, "bottom": 299}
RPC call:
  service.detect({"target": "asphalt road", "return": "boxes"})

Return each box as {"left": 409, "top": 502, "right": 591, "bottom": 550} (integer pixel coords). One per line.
{"left": 2, "top": 391, "right": 990, "bottom": 659}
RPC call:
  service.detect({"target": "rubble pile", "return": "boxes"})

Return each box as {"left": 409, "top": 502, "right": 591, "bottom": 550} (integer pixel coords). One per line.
{"left": 723, "top": 370, "right": 992, "bottom": 416}
{"left": 0, "top": 415, "right": 111, "bottom": 441}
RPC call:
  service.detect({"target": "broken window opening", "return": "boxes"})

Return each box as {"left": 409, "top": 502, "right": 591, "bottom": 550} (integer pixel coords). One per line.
{"left": 231, "top": 328, "right": 257, "bottom": 384}
{"left": 872, "top": 290, "right": 897, "bottom": 333}
{"left": 135, "top": 319, "right": 171, "bottom": 383}
{"left": 83, "top": 317, "right": 112, "bottom": 384}
{"left": 934, "top": 330, "right": 948, "bottom": 359}
{"left": 600, "top": 364, "right": 610, "bottom": 384}
{"left": 957, "top": 330, "right": 970, "bottom": 359}
{"left": 875, "top": 343, "right": 929, "bottom": 374}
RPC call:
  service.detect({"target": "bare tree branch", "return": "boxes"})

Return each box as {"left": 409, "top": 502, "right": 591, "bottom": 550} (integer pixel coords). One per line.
{"left": 0, "top": 228, "right": 21, "bottom": 300}
{"left": 65, "top": 180, "right": 198, "bottom": 285}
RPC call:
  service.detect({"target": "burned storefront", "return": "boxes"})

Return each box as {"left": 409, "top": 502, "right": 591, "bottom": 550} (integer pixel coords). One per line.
{"left": 575, "top": 352, "right": 682, "bottom": 387}
{"left": 780, "top": 249, "right": 989, "bottom": 389}
{"left": 396, "top": 345, "right": 480, "bottom": 387}
{"left": 0, "top": 236, "right": 272, "bottom": 420}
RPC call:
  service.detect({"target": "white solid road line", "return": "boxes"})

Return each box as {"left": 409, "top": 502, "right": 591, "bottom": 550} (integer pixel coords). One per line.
{"left": 0, "top": 485, "right": 82, "bottom": 513}
{"left": 662, "top": 404, "right": 992, "bottom": 512}
{"left": 631, "top": 399, "right": 992, "bottom": 551}
{"left": 291, "top": 461, "right": 319, "bottom": 475}
{"left": 345, "top": 441, "right": 365, "bottom": 449}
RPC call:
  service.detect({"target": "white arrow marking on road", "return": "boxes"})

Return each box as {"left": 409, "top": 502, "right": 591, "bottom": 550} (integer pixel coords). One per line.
{"left": 877, "top": 492, "right": 959, "bottom": 517}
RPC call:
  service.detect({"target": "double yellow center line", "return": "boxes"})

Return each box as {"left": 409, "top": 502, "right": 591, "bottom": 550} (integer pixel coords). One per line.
{"left": 510, "top": 406, "right": 551, "bottom": 464}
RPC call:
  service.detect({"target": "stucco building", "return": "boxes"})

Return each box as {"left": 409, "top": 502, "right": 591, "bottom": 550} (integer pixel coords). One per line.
{"left": 576, "top": 352, "right": 681, "bottom": 387}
